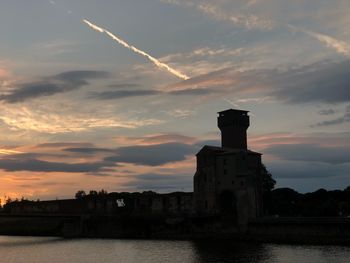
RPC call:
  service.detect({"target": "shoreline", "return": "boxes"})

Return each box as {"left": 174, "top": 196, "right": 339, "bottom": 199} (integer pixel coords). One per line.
{"left": 1, "top": 214, "right": 350, "bottom": 245}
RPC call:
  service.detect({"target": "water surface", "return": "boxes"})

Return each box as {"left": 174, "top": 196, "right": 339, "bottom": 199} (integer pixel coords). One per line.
{"left": 0, "top": 236, "right": 349, "bottom": 263}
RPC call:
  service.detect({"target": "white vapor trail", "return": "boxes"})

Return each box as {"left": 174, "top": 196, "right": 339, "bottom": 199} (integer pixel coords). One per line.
{"left": 83, "top": 19, "right": 190, "bottom": 80}
{"left": 287, "top": 25, "right": 350, "bottom": 56}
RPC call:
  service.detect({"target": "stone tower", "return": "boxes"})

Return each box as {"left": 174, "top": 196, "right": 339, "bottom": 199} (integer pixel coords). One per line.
{"left": 217, "top": 109, "right": 250, "bottom": 149}
{"left": 194, "top": 109, "right": 263, "bottom": 225}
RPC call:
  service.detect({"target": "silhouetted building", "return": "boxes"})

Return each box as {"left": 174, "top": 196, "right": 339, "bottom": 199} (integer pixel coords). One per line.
{"left": 4, "top": 192, "right": 193, "bottom": 216}
{"left": 194, "top": 109, "right": 263, "bottom": 225}
{"left": 218, "top": 109, "right": 249, "bottom": 149}
{"left": 4, "top": 109, "right": 264, "bottom": 227}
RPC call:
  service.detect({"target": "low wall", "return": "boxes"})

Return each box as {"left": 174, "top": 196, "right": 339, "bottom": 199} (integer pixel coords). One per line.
{"left": 0, "top": 214, "right": 81, "bottom": 237}
{"left": 1, "top": 214, "right": 350, "bottom": 244}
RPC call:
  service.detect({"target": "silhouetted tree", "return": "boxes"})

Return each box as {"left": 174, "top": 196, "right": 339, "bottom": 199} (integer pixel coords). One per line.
{"left": 5, "top": 197, "right": 12, "bottom": 204}
{"left": 142, "top": 191, "right": 157, "bottom": 195}
{"left": 261, "top": 163, "right": 276, "bottom": 214}
{"left": 75, "top": 190, "right": 86, "bottom": 199}
{"left": 264, "top": 186, "right": 350, "bottom": 217}
{"left": 89, "top": 190, "right": 98, "bottom": 196}
{"left": 261, "top": 163, "right": 276, "bottom": 193}
{"left": 98, "top": 189, "right": 108, "bottom": 195}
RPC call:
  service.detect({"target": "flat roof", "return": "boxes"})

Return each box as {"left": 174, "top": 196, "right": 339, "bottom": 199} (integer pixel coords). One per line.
{"left": 196, "top": 145, "right": 261, "bottom": 156}
{"left": 218, "top": 109, "right": 249, "bottom": 114}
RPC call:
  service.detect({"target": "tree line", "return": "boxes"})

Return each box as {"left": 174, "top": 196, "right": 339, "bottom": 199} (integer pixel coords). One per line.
{"left": 264, "top": 187, "right": 350, "bottom": 217}
{"left": 74, "top": 189, "right": 108, "bottom": 199}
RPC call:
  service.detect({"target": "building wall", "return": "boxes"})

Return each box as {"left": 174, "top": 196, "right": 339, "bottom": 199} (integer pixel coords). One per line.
{"left": 194, "top": 150, "right": 218, "bottom": 214}
{"left": 194, "top": 150, "right": 263, "bottom": 225}
{"left": 4, "top": 192, "right": 194, "bottom": 217}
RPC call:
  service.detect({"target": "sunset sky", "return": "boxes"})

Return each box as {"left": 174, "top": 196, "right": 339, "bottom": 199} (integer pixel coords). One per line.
{"left": 1, "top": 0, "right": 350, "bottom": 201}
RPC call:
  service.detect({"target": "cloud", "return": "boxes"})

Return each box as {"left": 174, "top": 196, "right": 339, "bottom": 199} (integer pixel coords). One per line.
{"left": 37, "top": 142, "right": 94, "bottom": 148}
{"left": 160, "top": 0, "right": 274, "bottom": 30}
{"left": 105, "top": 143, "right": 196, "bottom": 166}
{"left": 89, "top": 87, "right": 218, "bottom": 100}
{"left": 0, "top": 104, "right": 163, "bottom": 133}
{"left": 267, "top": 160, "right": 350, "bottom": 179}
{"left": 194, "top": 139, "right": 220, "bottom": 147}
{"left": 0, "top": 70, "right": 109, "bottom": 103}
{"left": 114, "top": 133, "right": 196, "bottom": 146}
{"left": 250, "top": 131, "right": 350, "bottom": 156}
{"left": 170, "top": 59, "right": 350, "bottom": 104}
{"left": 318, "top": 109, "right": 336, "bottom": 115}
{"left": 0, "top": 67, "right": 12, "bottom": 80}
{"left": 107, "top": 83, "right": 140, "bottom": 89}
{"left": 164, "top": 109, "right": 196, "bottom": 119}
{"left": 252, "top": 131, "right": 350, "bottom": 185}
{"left": 314, "top": 114, "right": 350, "bottom": 126}
{"left": 2, "top": 83, "right": 64, "bottom": 103}
{"left": 64, "top": 147, "right": 115, "bottom": 154}
{"left": 161, "top": 1, "right": 350, "bottom": 57}
{"left": 265, "top": 144, "right": 350, "bottom": 164}
{"left": 169, "top": 88, "right": 217, "bottom": 96}
{"left": 89, "top": 90, "right": 160, "bottom": 100}
{"left": 0, "top": 142, "right": 119, "bottom": 174}
{"left": 0, "top": 148, "right": 23, "bottom": 155}
{"left": 0, "top": 157, "right": 114, "bottom": 173}
{"left": 122, "top": 173, "right": 193, "bottom": 192}
{"left": 55, "top": 70, "right": 109, "bottom": 82}
{"left": 160, "top": 47, "right": 247, "bottom": 63}
{"left": 196, "top": 1, "right": 274, "bottom": 30}
{"left": 0, "top": 138, "right": 199, "bottom": 175}
{"left": 285, "top": 24, "right": 350, "bottom": 57}
{"left": 301, "top": 29, "right": 350, "bottom": 56}
{"left": 63, "top": 140, "right": 199, "bottom": 167}
{"left": 268, "top": 60, "right": 350, "bottom": 103}
{"left": 314, "top": 105, "right": 350, "bottom": 126}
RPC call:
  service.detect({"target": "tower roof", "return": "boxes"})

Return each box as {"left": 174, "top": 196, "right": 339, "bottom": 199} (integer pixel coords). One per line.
{"left": 218, "top": 109, "right": 249, "bottom": 116}
{"left": 196, "top": 145, "right": 261, "bottom": 156}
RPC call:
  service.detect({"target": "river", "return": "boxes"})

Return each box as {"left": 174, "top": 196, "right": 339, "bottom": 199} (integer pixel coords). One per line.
{"left": 0, "top": 236, "right": 349, "bottom": 262}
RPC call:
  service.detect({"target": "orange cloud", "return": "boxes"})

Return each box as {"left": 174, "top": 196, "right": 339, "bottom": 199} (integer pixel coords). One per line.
{"left": 0, "top": 65, "right": 15, "bottom": 93}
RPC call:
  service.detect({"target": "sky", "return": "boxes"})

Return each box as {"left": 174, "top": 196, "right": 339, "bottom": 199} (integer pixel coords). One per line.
{"left": 1, "top": 0, "right": 350, "bottom": 201}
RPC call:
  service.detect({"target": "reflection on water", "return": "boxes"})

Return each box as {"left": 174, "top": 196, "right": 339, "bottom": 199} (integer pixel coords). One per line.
{"left": 0, "top": 236, "right": 349, "bottom": 263}
{"left": 0, "top": 236, "right": 63, "bottom": 248}
{"left": 193, "top": 241, "right": 270, "bottom": 263}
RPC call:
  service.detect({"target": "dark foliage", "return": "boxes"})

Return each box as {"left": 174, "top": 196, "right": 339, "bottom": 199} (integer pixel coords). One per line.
{"left": 75, "top": 190, "right": 86, "bottom": 199}
{"left": 74, "top": 189, "right": 108, "bottom": 199}
{"left": 265, "top": 187, "right": 350, "bottom": 217}
{"left": 261, "top": 163, "right": 276, "bottom": 193}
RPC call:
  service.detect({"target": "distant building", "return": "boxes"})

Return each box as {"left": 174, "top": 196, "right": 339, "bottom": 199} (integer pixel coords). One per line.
{"left": 194, "top": 109, "right": 263, "bottom": 225}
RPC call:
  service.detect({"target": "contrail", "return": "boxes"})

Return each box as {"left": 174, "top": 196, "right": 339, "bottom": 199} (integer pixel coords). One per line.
{"left": 83, "top": 19, "right": 190, "bottom": 80}
{"left": 288, "top": 25, "right": 350, "bottom": 56}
